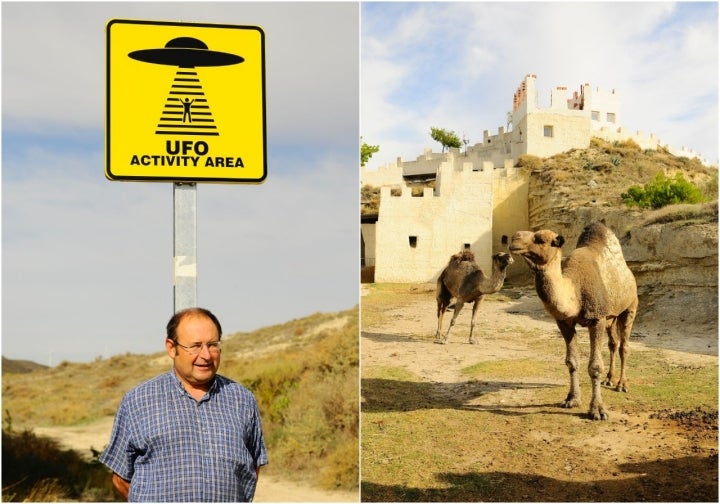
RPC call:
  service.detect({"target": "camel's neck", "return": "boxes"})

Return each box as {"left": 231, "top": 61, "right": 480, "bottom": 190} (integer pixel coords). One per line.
{"left": 534, "top": 256, "right": 579, "bottom": 319}
{"left": 480, "top": 264, "right": 507, "bottom": 293}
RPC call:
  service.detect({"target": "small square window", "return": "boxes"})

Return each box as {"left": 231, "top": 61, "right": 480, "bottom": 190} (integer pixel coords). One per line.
{"left": 409, "top": 236, "right": 418, "bottom": 248}
{"left": 591, "top": 110, "right": 600, "bottom": 121}
{"left": 606, "top": 112, "right": 616, "bottom": 123}
{"left": 543, "top": 125, "right": 554, "bottom": 137}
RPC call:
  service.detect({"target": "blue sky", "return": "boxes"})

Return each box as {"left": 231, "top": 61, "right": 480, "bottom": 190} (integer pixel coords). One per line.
{"left": 2, "top": 2, "right": 360, "bottom": 363}
{"left": 361, "top": 1, "right": 718, "bottom": 169}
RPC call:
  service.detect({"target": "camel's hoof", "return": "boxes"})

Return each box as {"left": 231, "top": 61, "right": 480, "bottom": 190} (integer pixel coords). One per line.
{"left": 615, "top": 383, "right": 628, "bottom": 393}
{"left": 468, "top": 339, "right": 477, "bottom": 345}
{"left": 434, "top": 339, "right": 448, "bottom": 345}
{"left": 560, "top": 398, "right": 580, "bottom": 409}
{"left": 601, "top": 378, "right": 614, "bottom": 387}
{"left": 588, "top": 408, "right": 609, "bottom": 421}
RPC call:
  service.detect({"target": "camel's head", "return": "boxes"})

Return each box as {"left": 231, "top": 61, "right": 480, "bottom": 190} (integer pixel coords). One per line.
{"left": 508, "top": 229, "right": 565, "bottom": 270}
{"left": 492, "top": 251, "right": 514, "bottom": 270}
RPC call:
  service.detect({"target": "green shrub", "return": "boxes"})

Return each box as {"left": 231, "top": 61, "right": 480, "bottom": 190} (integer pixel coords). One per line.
{"left": 621, "top": 172, "right": 704, "bottom": 209}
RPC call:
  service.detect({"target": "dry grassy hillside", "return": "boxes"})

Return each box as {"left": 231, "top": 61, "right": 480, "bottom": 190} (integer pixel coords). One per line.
{"left": 2, "top": 356, "right": 48, "bottom": 375}
{"left": 2, "top": 307, "right": 359, "bottom": 500}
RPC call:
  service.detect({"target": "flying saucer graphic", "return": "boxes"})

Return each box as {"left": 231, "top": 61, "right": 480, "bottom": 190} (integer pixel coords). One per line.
{"left": 128, "top": 37, "right": 244, "bottom": 136}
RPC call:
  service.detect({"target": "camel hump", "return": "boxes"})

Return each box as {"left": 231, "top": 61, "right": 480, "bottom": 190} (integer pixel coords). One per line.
{"left": 450, "top": 249, "right": 476, "bottom": 264}
{"left": 576, "top": 222, "right": 610, "bottom": 248}
{"left": 574, "top": 222, "right": 635, "bottom": 300}
{"left": 576, "top": 222, "right": 624, "bottom": 256}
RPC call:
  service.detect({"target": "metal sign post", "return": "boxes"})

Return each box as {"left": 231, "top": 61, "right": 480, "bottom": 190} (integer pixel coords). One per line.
{"left": 173, "top": 183, "right": 197, "bottom": 311}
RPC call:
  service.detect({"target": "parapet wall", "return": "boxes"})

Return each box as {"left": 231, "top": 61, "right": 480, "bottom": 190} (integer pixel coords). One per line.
{"left": 361, "top": 163, "right": 404, "bottom": 187}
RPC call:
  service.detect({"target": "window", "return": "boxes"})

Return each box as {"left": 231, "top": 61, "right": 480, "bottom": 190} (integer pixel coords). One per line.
{"left": 501, "top": 235, "right": 508, "bottom": 245}
{"left": 409, "top": 236, "right": 418, "bottom": 248}
{"left": 606, "top": 112, "right": 616, "bottom": 123}
{"left": 543, "top": 125, "right": 553, "bottom": 137}
{"left": 463, "top": 243, "right": 471, "bottom": 250}
{"left": 591, "top": 110, "right": 600, "bottom": 121}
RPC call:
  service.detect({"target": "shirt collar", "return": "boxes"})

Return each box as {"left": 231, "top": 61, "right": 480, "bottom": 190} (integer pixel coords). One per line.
{"left": 167, "top": 369, "right": 218, "bottom": 401}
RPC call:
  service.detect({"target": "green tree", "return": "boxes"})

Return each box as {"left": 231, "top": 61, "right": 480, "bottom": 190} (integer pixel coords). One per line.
{"left": 429, "top": 127, "right": 463, "bottom": 152}
{"left": 361, "top": 139, "right": 380, "bottom": 167}
{"left": 621, "top": 172, "right": 704, "bottom": 209}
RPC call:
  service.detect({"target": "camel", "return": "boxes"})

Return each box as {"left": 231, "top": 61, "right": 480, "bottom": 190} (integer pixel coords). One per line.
{"left": 435, "top": 250, "right": 514, "bottom": 344}
{"left": 509, "top": 222, "right": 638, "bottom": 421}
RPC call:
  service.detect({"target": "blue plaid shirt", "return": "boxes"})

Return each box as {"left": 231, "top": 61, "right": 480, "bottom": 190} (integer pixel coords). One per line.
{"left": 100, "top": 371, "right": 268, "bottom": 502}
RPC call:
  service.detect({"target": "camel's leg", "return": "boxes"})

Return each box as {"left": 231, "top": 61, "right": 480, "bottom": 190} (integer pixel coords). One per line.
{"left": 436, "top": 301, "right": 448, "bottom": 341}
{"left": 587, "top": 319, "right": 608, "bottom": 421}
{"left": 603, "top": 320, "right": 618, "bottom": 388}
{"left": 436, "top": 306, "right": 447, "bottom": 342}
{"left": 614, "top": 299, "right": 638, "bottom": 393}
{"left": 468, "top": 296, "right": 483, "bottom": 344}
{"left": 435, "top": 281, "right": 451, "bottom": 342}
{"left": 557, "top": 320, "right": 581, "bottom": 409}
{"left": 441, "top": 301, "right": 464, "bottom": 344}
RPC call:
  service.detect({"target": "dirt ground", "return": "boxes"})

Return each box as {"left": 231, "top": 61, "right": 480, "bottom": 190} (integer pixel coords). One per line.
{"left": 36, "top": 419, "right": 358, "bottom": 502}
{"left": 361, "top": 284, "right": 718, "bottom": 501}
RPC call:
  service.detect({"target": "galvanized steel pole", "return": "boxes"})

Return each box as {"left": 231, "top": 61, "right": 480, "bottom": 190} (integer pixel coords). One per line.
{"left": 173, "top": 182, "right": 198, "bottom": 311}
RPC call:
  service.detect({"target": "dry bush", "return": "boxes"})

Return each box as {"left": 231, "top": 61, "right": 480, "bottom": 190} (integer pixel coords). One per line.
{"left": 1, "top": 429, "right": 117, "bottom": 502}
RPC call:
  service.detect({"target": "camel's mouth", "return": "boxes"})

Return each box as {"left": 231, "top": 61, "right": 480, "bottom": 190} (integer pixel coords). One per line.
{"left": 508, "top": 245, "right": 544, "bottom": 270}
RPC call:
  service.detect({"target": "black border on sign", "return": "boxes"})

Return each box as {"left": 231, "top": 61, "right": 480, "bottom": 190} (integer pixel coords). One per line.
{"left": 105, "top": 18, "right": 267, "bottom": 184}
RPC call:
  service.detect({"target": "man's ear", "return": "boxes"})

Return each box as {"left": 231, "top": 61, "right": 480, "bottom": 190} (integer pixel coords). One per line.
{"left": 552, "top": 235, "right": 565, "bottom": 248}
{"left": 165, "top": 339, "right": 177, "bottom": 358}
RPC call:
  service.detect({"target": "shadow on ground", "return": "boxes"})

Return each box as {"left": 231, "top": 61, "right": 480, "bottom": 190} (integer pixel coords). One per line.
{"left": 362, "top": 376, "right": 567, "bottom": 415}
{"left": 361, "top": 454, "right": 718, "bottom": 502}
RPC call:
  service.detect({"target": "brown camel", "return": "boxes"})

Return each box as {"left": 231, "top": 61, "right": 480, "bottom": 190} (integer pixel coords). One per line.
{"left": 509, "top": 222, "right": 638, "bottom": 420}
{"left": 435, "top": 250, "right": 514, "bottom": 344}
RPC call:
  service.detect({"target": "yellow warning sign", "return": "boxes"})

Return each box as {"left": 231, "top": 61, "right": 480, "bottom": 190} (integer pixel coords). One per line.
{"left": 106, "top": 19, "right": 266, "bottom": 183}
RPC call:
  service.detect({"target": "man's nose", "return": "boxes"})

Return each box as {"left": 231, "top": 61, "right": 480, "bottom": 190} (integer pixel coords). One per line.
{"left": 197, "top": 343, "right": 213, "bottom": 358}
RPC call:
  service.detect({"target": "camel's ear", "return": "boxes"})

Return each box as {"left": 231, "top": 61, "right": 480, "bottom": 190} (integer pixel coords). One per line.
{"left": 552, "top": 235, "right": 565, "bottom": 248}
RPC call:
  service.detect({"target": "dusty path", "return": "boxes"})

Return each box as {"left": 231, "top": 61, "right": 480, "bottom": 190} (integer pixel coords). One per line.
{"left": 361, "top": 284, "right": 718, "bottom": 501}
{"left": 36, "top": 419, "right": 358, "bottom": 502}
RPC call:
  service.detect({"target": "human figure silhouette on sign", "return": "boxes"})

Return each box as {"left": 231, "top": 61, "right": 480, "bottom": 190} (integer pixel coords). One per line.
{"left": 179, "top": 97, "right": 195, "bottom": 123}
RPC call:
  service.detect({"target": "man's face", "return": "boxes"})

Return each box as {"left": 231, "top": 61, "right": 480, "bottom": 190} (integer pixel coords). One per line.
{"left": 166, "top": 314, "right": 221, "bottom": 392}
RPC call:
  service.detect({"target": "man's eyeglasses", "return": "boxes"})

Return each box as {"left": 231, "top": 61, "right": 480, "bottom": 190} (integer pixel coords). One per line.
{"left": 174, "top": 341, "right": 222, "bottom": 355}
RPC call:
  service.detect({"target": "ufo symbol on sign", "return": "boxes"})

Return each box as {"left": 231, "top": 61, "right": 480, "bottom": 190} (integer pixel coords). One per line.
{"left": 128, "top": 36, "right": 244, "bottom": 68}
